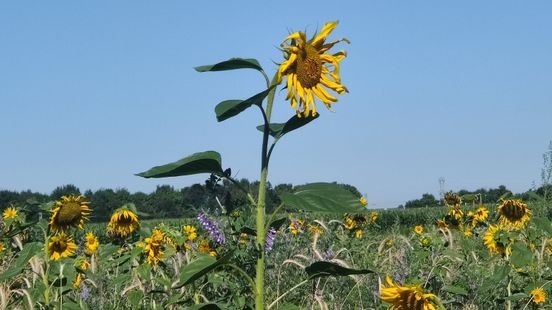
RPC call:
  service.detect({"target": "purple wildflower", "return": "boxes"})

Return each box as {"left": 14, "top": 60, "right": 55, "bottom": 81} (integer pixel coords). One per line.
{"left": 80, "top": 283, "right": 90, "bottom": 300}
{"left": 265, "top": 227, "right": 276, "bottom": 252}
{"left": 197, "top": 212, "right": 225, "bottom": 245}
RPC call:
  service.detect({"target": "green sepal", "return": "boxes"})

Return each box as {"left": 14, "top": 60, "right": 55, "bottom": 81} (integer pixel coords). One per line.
{"left": 305, "top": 261, "right": 373, "bottom": 279}
{"left": 215, "top": 86, "right": 275, "bottom": 122}
{"left": 137, "top": 151, "right": 223, "bottom": 178}
{"left": 279, "top": 182, "right": 367, "bottom": 213}
{"left": 256, "top": 113, "right": 319, "bottom": 138}
{"left": 195, "top": 58, "right": 263, "bottom": 72}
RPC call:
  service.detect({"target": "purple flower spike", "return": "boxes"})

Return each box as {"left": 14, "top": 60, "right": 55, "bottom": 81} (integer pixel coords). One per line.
{"left": 265, "top": 227, "right": 276, "bottom": 252}
{"left": 197, "top": 212, "right": 225, "bottom": 245}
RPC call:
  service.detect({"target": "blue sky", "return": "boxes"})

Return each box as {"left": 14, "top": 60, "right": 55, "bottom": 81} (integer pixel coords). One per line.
{"left": 1, "top": 1, "right": 551, "bottom": 208}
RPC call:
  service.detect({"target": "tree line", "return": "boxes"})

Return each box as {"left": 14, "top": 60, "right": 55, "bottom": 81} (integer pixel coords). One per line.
{"left": 0, "top": 180, "right": 362, "bottom": 222}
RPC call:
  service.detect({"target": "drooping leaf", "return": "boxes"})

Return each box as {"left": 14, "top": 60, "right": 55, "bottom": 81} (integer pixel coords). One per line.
{"left": 195, "top": 58, "right": 263, "bottom": 73}
{"left": 442, "top": 285, "right": 468, "bottom": 296}
{"left": 305, "top": 261, "right": 373, "bottom": 279}
{"left": 280, "top": 182, "right": 367, "bottom": 213}
{"left": 215, "top": 87, "right": 274, "bottom": 122}
{"left": 136, "top": 151, "right": 223, "bottom": 178}
{"left": 256, "top": 114, "right": 319, "bottom": 138}
{"left": 175, "top": 251, "right": 234, "bottom": 289}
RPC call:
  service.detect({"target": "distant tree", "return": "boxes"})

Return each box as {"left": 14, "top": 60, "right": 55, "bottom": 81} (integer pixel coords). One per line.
{"left": 405, "top": 193, "right": 439, "bottom": 208}
{"left": 149, "top": 185, "right": 183, "bottom": 218}
{"left": 50, "top": 184, "right": 81, "bottom": 200}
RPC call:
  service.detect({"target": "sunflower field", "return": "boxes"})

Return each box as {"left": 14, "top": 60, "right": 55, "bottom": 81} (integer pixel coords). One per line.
{"left": 2, "top": 20, "right": 552, "bottom": 310}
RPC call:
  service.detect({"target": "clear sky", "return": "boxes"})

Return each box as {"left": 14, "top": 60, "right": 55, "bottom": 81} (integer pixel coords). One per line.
{"left": 1, "top": 1, "right": 551, "bottom": 208}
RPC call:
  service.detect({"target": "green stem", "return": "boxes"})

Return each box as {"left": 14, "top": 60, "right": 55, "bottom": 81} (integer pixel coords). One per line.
{"left": 255, "top": 73, "right": 279, "bottom": 310}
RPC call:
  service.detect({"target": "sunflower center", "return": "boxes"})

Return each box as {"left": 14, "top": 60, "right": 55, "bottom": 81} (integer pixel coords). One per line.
{"left": 52, "top": 240, "right": 67, "bottom": 253}
{"left": 503, "top": 204, "right": 524, "bottom": 220}
{"left": 57, "top": 202, "right": 82, "bottom": 225}
{"left": 296, "top": 44, "right": 322, "bottom": 89}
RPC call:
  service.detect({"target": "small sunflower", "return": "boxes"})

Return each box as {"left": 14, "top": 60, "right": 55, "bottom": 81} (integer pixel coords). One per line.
{"left": 308, "top": 223, "right": 324, "bottom": 236}
{"left": 436, "top": 219, "right": 448, "bottom": 229}
{"left": 355, "top": 229, "right": 363, "bottom": 239}
{"left": 107, "top": 208, "right": 140, "bottom": 238}
{"left": 139, "top": 229, "right": 165, "bottom": 266}
{"left": 463, "top": 229, "right": 473, "bottom": 237}
{"left": 531, "top": 287, "right": 546, "bottom": 304}
{"left": 414, "top": 225, "right": 424, "bottom": 235}
{"left": 483, "top": 225, "right": 511, "bottom": 256}
{"left": 370, "top": 211, "right": 378, "bottom": 222}
{"left": 73, "top": 272, "right": 84, "bottom": 289}
{"left": 289, "top": 219, "right": 304, "bottom": 236}
{"left": 49, "top": 195, "right": 91, "bottom": 234}
{"left": 48, "top": 233, "right": 77, "bottom": 261}
{"left": 0, "top": 242, "right": 5, "bottom": 253}
{"left": 444, "top": 192, "right": 462, "bottom": 207}
{"left": 359, "top": 197, "right": 368, "bottom": 207}
{"left": 84, "top": 232, "right": 100, "bottom": 255}
{"left": 497, "top": 199, "right": 531, "bottom": 230}
{"left": 2, "top": 207, "right": 18, "bottom": 220}
{"left": 473, "top": 206, "right": 489, "bottom": 222}
{"left": 448, "top": 207, "right": 464, "bottom": 221}
{"left": 183, "top": 225, "right": 198, "bottom": 241}
{"left": 278, "top": 21, "right": 349, "bottom": 117}
{"left": 380, "top": 275, "right": 439, "bottom": 310}
{"left": 78, "top": 259, "right": 90, "bottom": 271}
{"left": 198, "top": 239, "right": 214, "bottom": 255}
{"left": 343, "top": 216, "right": 357, "bottom": 230}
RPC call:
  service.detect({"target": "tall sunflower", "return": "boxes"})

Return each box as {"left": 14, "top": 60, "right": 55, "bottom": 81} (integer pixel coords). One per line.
{"left": 84, "top": 232, "right": 100, "bottom": 255}
{"left": 497, "top": 199, "right": 531, "bottom": 230}
{"left": 107, "top": 208, "right": 140, "bottom": 238}
{"left": 139, "top": 229, "right": 165, "bottom": 266}
{"left": 483, "top": 225, "right": 511, "bottom": 256}
{"left": 48, "top": 233, "right": 77, "bottom": 261}
{"left": 380, "top": 275, "right": 440, "bottom": 310}
{"left": 278, "top": 21, "right": 349, "bottom": 117}
{"left": 49, "top": 195, "right": 92, "bottom": 234}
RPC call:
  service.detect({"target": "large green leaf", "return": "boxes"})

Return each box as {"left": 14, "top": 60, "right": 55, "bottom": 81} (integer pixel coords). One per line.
{"left": 0, "top": 242, "right": 42, "bottom": 281}
{"left": 442, "top": 285, "right": 468, "bottom": 296}
{"left": 215, "top": 87, "right": 274, "bottom": 122}
{"left": 305, "top": 261, "right": 373, "bottom": 279}
{"left": 136, "top": 151, "right": 223, "bottom": 178}
{"left": 510, "top": 241, "right": 533, "bottom": 267}
{"left": 256, "top": 114, "right": 319, "bottom": 138}
{"left": 280, "top": 182, "right": 367, "bottom": 213}
{"left": 194, "top": 58, "right": 263, "bottom": 72}
{"left": 174, "top": 251, "right": 233, "bottom": 289}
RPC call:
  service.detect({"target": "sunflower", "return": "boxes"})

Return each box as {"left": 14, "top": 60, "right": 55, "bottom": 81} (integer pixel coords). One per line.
{"left": 531, "top": 287, "right": 546, "bottom": 304}
{"left": 463, "top": 229, "right": 473, "bottom": 237}
{"left": 448, "top": 207, "right": 464, "bottom": 221}
{"left": 2, "top": 207, "right": 18, "bottom": 220}
{"left": 343, "top": 216, "right": 357, "bottom": 230}
{"left": 444, "top": 192, "right": 462, "bottom": 207}
{"left": 139, "top": 229, "right": 165, "bottom": 266}
{"left": 359, "top": 197, "right": 368, "bottom": 207}
{"left": 308, "top": 223, "right": 324, "bottom": 236}
{"left": 473, "top": 206, "right": 489, "bottom": 222}
{"left": 355, "top": 229, "right": 363, "bottom": 239}
{"left": 414, "top": 225, "right": 424, "bottom": 235}
{"left": 48, "top": 233, "right": 77, "bottom": 261}
{"left": 49, "top": 195, "right": 91, "bottom": 234}
{"left": 497, "top": 199, "right": 531, "bottom": 230}
{"left": 436, "top": 219, "right": 448, "bottom": 229}
{"left": 0, "top": 242, "right": 5, "bottom": 253}
{"left": 78, "top": 259, "right": 90, "bottom": 271}
{"left": 483, "top": 225, "right": 511, "bottom": 256}
{"left": 289, "top": 219, "right": 304, "bottom": 236}
{"left": 183, "top": 225, "right": 198, "bottom": 241}
{"left": 370, "top": 211, "right": 378, "bottom": 222}
{"left": 198, "top": 239, "right": 215, "bottom": 256}
{"left": 278, "top": 21, "right": 349, "bottom": 117}
{"left": 73, "top": 272, "right": 84, "bottom": 289}
{"left": 380, "top": 275, "right": 439, "bottom": 310}
{"left": 84, "top": 232, "right": 100, "bottom": 255}
{"left": 107, "top": 208, "right": 140, "bottom": 238}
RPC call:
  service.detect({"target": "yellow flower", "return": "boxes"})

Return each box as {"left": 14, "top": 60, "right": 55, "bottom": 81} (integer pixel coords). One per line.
{"left": 414, "top": 225, "right": 424, "bottom": 235}
{"left": 370, "top": 211, "right": 378, "bottom": 222}
{"left": 48, "top": 233, "right": 77, "bottom": 261}
{"left": 139, "top": 229, "right": 165, "bottom": 266}
{"left": 79, "top": 259, "right": 90, "bottom": 271}
{"left": 344, "top": 216, "right": 357, "bottom": 230}
{"left": 386, "top": 239, "right": 394, "bottom": 247}
{"left": 289, "top": 219, "right": 304, "bottom": 236}
{"left": 239, "top": 233, "right": 249, "bottom": 246}
{"left": 473, "top": 206, "right": 489, "bottom": 222}
{"left": 0, "top": 242, "right": 5, "bottom": 253}
{"left": 497, "top": 199, "right": 531, "bottom": 230}
{"left": 355, "top": 229, "right": 363, "bottom": 239}
{"left": 359, "top": 197, "right": 368, "bottom": 207}
{"left": 483, "top": 225, "right": 511, "bottom": 256}
{"left": 73, "top": 272, "right": 84, "bottom": 289}
{"left": 531, "top": 287, "right": 546, "bottom": 304}
{"left": 448, "top": 207, "right": 464, "bottom": 221}
{"left": 84, "top": 232, "right": 100, "bottom": 255}
{"left": 2, "top": 207, "right": 18, "bottom": 220}
{"left": 308, "top": 224, "right": 324, "bottom": 236}
{"left": 107, "top": 208, "right": 140, "bottom": 238}
{"left": 183, "top": 225, "right": 198, "bottom": 241}
{"left": 49, "top": 195, "right": 91, "bottom": 234}
{"left": 198, "top": 239, "right": 214, "bottom": 255}
{"left": 436, "top": 219, "right": 448, "bottom": 229}
{"left": 444, "top": 192, "right": 462, "bottom": 207}
{"left": 278, "top": 21, "right": 348, "bottom": 117}
{"left": 380, "top": 275, "right": 439, "bottom": 310}
{"left": 464, "top": 229, "right": 473, "bottom": 237}
{"left": 209, "top": 251, "right": 217, "bottom": 257}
